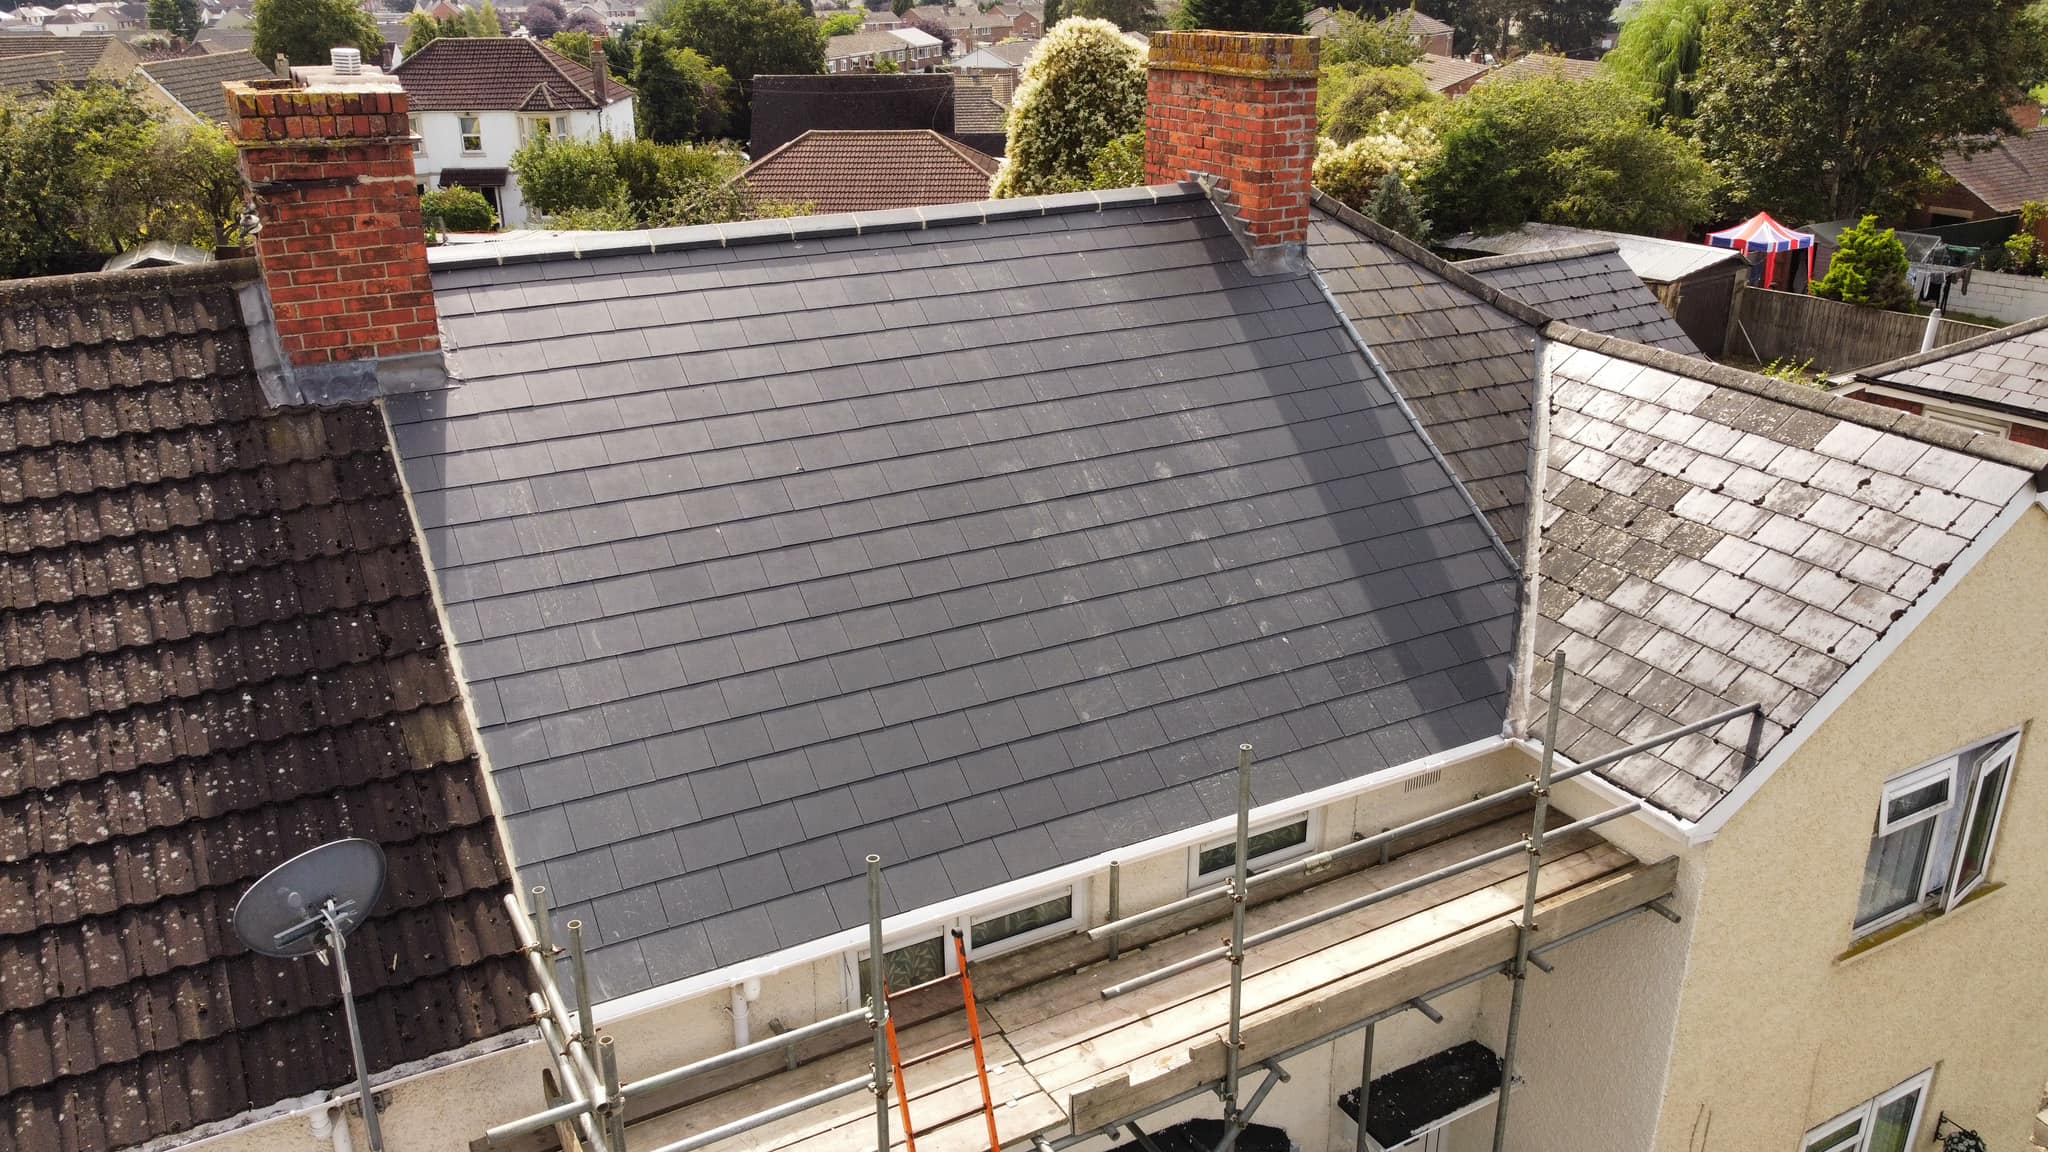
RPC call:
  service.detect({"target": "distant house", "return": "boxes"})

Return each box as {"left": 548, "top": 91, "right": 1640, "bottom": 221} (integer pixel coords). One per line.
{"left": 951, "top": 37, "right": 1036, "bottom": 74}
{"left": 825, "top": 27, "right": 945, "bottom": 73}
{"left": 738, "top": 129, "right": 998, "bottom": 214}
{"left": 1382, "top": 6, "right": 1454, "bottom": 54}
{"left": 390, "top": 38, "right": 635, "bottom": 227}
{"left": 952, "top": 72, "right": 1009, "bottom": 155}
{"left": 1915, "top": 109, "right": 2048, "bottom": 227}
{"left": 1415, "top": 51, "right": 1487, "bottom": 95}
{"left": 1838, "top": 318, "right": 2048, "bottom": 447}
{"left": 42, "top": 8, "right": 111, "bottom": 34}
{"left": 0, "top": 49, "right": 64, "bottom": 95}
{"left": 749, "top": 72, "right": 999, "bottom": 159}
{"left": 0, "top": 32, "right": 137, "bottom": 79}
{"left": 1481, "top": 51, "right": 1601, "bottom": 86}
{"left": 136, "top": 49, "right": 273, "bottom": 123}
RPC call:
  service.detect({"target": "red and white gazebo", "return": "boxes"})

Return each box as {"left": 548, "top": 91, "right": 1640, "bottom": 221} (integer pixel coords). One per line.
{"left": 1706, "top": 211, "right": 1815, "bottom": 289}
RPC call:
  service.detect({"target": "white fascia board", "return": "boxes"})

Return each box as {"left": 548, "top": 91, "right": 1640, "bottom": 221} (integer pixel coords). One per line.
{"left": 1507, "top": 737, "right": 1696, "bottom": 847}
{"left": 592, "top": 733, "right": 1509, "bottom": 1026}
{"left": 1686, "top": 484, "right": 2042, "bottom": 845}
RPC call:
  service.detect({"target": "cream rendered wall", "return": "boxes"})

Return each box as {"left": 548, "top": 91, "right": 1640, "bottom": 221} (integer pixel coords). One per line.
{"left": 1653, "top": 504, "right": 2048, "bottom": 1152}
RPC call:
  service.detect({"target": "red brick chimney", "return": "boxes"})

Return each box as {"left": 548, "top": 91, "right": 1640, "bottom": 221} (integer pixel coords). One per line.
{"left": 224, "top": 64, "right": 444, "bottom": 403}
{"left": 1144, "top": 31, "right": 1319, "bottom": 263}
{"left": 591, "top": 44, "right": 609, "bottom": 107}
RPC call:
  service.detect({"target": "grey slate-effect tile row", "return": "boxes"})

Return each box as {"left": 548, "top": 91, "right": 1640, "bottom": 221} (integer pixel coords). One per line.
{"left": 1530, "top": 337, "right": 2031, "bottom": 821}
{"left": 1463, "top": 249, "right": 1702, "bottom": 358}
{"left": 407, "top": 196, "right": 1520, "bottom": 997}
{"left": 1865, "top": 317, "right": 2048, "bottom": 418}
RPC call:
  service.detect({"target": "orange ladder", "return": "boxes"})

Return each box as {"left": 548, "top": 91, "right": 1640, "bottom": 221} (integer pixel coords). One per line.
{"left": 882, "top": 930, "right": 1002, "bottom": 1152}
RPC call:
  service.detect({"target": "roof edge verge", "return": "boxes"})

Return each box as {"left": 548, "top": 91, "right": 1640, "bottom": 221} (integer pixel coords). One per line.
{"left": 1308, "top": 190, "right": 1554, "bottom": 330}
{"left": 0, "top": 257, "right": 259, "bottom": 306}
{"left": 1454, "top": 241, "right": 1625, "bottom": 274}
{"left": 1841, "top": 311, "right": 2048, "bottom": 383}
{"left": 1545, "top": 321, "right": 2048, "bottom": 472}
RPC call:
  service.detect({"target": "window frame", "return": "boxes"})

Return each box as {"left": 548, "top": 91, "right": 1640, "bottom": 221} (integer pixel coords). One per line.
{"left": 842, "top": 882, "right": 1085, "bottom": 1006}
{"left": 458, "top": 113, "right": 483, "bottom": 155}
{"left": 1188, "top": 812, "right": 1320, "bottom": 890}
{"left": 1799, "top": 1069, "right": 1933, "bottom": 1152}
{"left": 1853, "top": 728, "right": 2023, "bottom": 939}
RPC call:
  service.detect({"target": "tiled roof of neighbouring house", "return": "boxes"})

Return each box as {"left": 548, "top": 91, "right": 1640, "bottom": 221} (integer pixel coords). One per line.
{"left": 825, "top": 28, "right": 919, "bottom": 60}
{"left": 739, "top": 130, "right": 998, "bottom": 214}
{"left": 1461, "top": 245, "right": 1701, "bottom": 356}
{"left": 1483, "top": 53, "right": 1602, "bottom": 86}
{"left": 1446, "top": 221, "right": 1745, "bottom": 285}
{"left": 1307, "top": 197, "right": 1708, "bottom": 551}
{"left": 953, "top": 73, "right": 1012, "bottom": 133}
{"left": 402, "top": 186, "right": 1522, "bottom": 1000}
{"left": 1415, "top": 52, "right": 1486, "bottom": 93}
{"left": 0, "top": 262, "right": 527, "bottom": 1152}
{"left": 1382, "top": 8, "right": 1454, "bottom": 37}
{"left": 137, "top": 49, "right": 273, "bottom": 122}
{"left": 0, "top": 33, "right": 135, "bottom": 81}
{"left": 1938, "top": 130, "right": 2048, "bottom": 215}
{"left": 1525, "top": 328, "right": 2045, "bottom": 821}
{"left": 0, "top": 49, "right": 62, "bottom": 95}
{"left": 1852, "top": 314, "right": 2048, "bottom": 419}
{"left": 391, "top": 36, "right": 630, "bottom": 111}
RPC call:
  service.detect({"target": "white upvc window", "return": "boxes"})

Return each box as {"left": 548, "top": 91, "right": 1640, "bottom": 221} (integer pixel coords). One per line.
{"left": 845, "top": 884, "right": 1084, "bottom": 1004}
{"left": 408, "top": 114, "right": 424, "bottom": 153}
{"left": 1854, "top": 730, "right": 2020, "bottom": 937}
{"left": 1188, "top": 812, "right": 1319, "bottom": 889}
{"left": 458, "top": 114, "right": 483, "bottom": 154}
{"left": 520, "top": 114, "right": 568, "bottom": 144}
{"left": 1800, "top": 1070, "right": 1933, "bottom": 1152}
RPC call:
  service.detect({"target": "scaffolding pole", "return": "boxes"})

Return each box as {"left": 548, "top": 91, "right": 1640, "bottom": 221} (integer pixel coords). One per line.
{"left": 1221, "top": 743, "right": 1253, "bottom": 1121}
{"left": 1353, "top": 1023, "right": 1374, "bottom": 1152}
{"left": 1492, "top": 654, "right": 1565, "bottom": 1152}
{"left": 867, "top": 855, "right": 893, "bottom": 1152}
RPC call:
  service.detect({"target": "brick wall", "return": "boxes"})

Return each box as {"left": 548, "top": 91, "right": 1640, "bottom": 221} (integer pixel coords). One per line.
{"left": 2010, "top": 421, "right": 2048, "bottom": 449}
{"left": 1144, "top": 31, "right": 1318, "bottom": 249}
{"left": 226, "top": 78, "right": 440, "bottom": 370}
{"left": 1853, "top": 390, "right": 1923, "bottom": 416}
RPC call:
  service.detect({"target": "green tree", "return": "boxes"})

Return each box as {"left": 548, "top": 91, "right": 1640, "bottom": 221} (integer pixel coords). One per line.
{"left": 563, "top": 8, "right": 606, "bottom": 33}
{"left": 1809, "top": 215, "right": 1911, "bottom": 309}
{"left": 1416, "top": 70, "right": 1713, "bottom": 234}
{"left": 510, "top": 133, "right": 805, "bottom": 225}
{"left": 1176, "top": 0, "right": 1301, "bottom": 33}
{"left": 1364, "top": 169, "right": 1432, "bottom": 241}
{"left": 1518, "top": 0, "right": 1609, "bottom": 53}
{"left": 251, "top": 0, "right": 382, "bottom": 67}
{"left": 1311, "top": 115, "right": 1439, "bottom": 209}
{"left": 820, "top": 10, "right": 863, "bottom": 32}
{"left": 633, "top": 30, "right": 732, "bottom": 141}
{"left": 1604, "top": 0, "right": 1712, "bottom": 125}
{"left": 1321, "top": 8, "right": 1421, "bottom": 67}
{"left": 1066, "top": 0, "right": 1157, "bottom": 30}
{"left": 1042, "top": 0, "right": 1062, "bottom": 24}
{"left": 653, "top": 0, "right": 825, "bottom": 131}
{"left": 892, "top": 0, "right": 914, "bottom": 13}
{"left": 0, "top": 83, "right": 244, "bottom": 278}
{"left": 1692, "top": 0, "right": 2048, "bottom": 221}
{"left": 403, "top": 3, "right": 506, "bottom": 54}
{"left": 1086, "top": 130, "right": 1145, "bottom": 188}
{"left": 524, "top": 0, "right": 566, "bottom": 35}
{"left": 548, "top": 28, "right": 598, "bottom": 62}
{"left": 420, "top": 185, "right": 500, "bottom": 231}
{"left": 148, "top": 0, "right": 202, "bottom": 40}
{"left": 1318, "top": 62, "right": 1435, "bottom": 144}
{"left": 991, "top": 17, "right": 1145, "bottom": 196}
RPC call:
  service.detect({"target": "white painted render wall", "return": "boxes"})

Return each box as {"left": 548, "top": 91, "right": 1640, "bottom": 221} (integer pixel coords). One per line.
{"left": 412, "top": 99, "right": 635, "bottom": 228}
{"left": 1950, "top": 269, "right": 2048, "bottom": 325}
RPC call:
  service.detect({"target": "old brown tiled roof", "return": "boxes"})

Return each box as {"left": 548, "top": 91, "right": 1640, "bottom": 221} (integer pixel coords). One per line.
{"left": 1525, "top": 328, "right": 2045, "bottom": 820}
{"left": 0, "top": 34, "right": 138, "bottom": 82}
{"left": 391, "top": 36, "right": 630, "bottom": 112}
{"left": 137, "top": 49, "right": 274, "bottom": 123}
{"left": 1938, "top": 130, "right": 2048, "bottom": 215}
{"left": 0, "top": 262, "right": 526, "bottom": 1152}
{"left": 1483, "top": 53, "right": 1602, "bottom": 87}
{"left": 1415, "top": 52, "right": 1487, "bottom": 93}
{"left": 739, "top": 129, "right": 998, "bottom": 214}
{"left": 952, "top": 74, "right": 1010, "bottom": 133}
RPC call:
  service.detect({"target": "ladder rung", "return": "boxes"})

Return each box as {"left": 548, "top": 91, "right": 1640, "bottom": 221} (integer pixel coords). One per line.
{"left": 886, "top": 971, "right": 959, "bottom": 1001}
{"left": 899, "top": 1036, "right": 976, "bottom": 1068}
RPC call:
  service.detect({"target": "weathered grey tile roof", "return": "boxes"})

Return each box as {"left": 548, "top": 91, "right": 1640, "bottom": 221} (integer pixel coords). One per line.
{"left": 1460, "top": 245, "right": 1701, "bottom": 357}
{"left": 1445, "top": 221, "right": 1744, "bottom": 284}
{"left": 1850, "top": 314, "right": 2048, "bottom": 419}
{"left": 137, "top": 49, "right": 274, "bottom": 123}
{"left": 401, "top": 187, "right": 1520, "bottom": 998}
{"left": 1526, "top": 328, "right": 2045, "bottom": 821}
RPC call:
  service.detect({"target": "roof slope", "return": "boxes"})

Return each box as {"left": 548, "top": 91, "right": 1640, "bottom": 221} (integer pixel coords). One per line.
{"left": 1416, "top": 52, "right": 1487, "bottom": 92}
{"left": 0, "top": 33, "right": 135, "bottom": 81}
{"left": 0, "top": 263, "right": 525, "bottom": 1151}
{"left": 952, "top": 75, "right": 1010, "bottom": 133}
{"left": 1526, "top": 329, "right": 2043, "bottom": 820}
{"left": 403, "top": 188, "right": 1520, "bottom": 999}
{"left": 1462, "top": 245, "right": 1701, "bottom": 356}
{"left": 1851, "top": 314, "right": 2048, "bottom": 419}
{"left": 1446, "top": 221, "right": 1743, "bottom": 284}
{"left": 392, "top": 36, "right": 629, "bottom": 111}
{"left": 1484, "top": 53, "right": 1601, "bottom": 86}
{"left": 0, "top": 50, "right": 61, "bottom": 95}
{"left": 1939, "top": 130, "right": 2048, "bottom": 215}
{"left": 137, "top": 49, "right": 273, "bottom": 122}
{"left": 740, "top": 130, "right": 998, "bottom": 215}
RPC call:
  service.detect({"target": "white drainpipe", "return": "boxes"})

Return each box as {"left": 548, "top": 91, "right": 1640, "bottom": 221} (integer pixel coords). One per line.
{"left": 731, "top": 978, "right": 762, "bottom": 1048}
{"left": 309, "top": 1098, "right": 354, "bottom": 1152}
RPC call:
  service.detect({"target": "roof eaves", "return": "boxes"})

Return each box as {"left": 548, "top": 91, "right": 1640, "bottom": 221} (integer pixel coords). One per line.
{"left": 1310, "top": 190, "right": 1554, "bottom": 329}
{"left": 1545, "top": 321, "right": 2048, "bottom": 471}
{"left": 1454, "top": 241, "right": 1622, "bottom": 274}
{"left": 430, "top": 182, "right": 1207, "bottom": 270}
{"left": 1843, "top": 312, "right": 2048, "bottom": 383}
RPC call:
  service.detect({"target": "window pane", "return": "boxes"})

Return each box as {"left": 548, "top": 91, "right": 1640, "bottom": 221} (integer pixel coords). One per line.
{"left": 860, "top": 937, "right": 945, "bottom": 995}
{"left": 1866, "top": 1088, "right": 1920, "bottom": 1152}
{"left": 971, "top": 894, "right": 1073, "bottom": 949}
{"left": 1883, "top": 778, "right": 1948, "bottom": 827}
{"left": 1856, "top": 819, "right": 1935, "bottom": 928}
{"left": 1804, "top": 1117, "right": 1862, "bottom": 1152}
{"left": 1953, "top": 759, "right": 2009, "bottom": 895}
{"left": 1199, "top": 820, "right": 1310, "bottom": 877}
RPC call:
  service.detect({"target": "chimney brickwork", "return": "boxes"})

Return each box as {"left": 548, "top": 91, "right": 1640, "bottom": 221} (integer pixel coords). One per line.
{"left": 1144, "top": 31, "right": 1319, "bottom": 254}
{"left": 225, "top": 74, "right": 444, "bottom": 404}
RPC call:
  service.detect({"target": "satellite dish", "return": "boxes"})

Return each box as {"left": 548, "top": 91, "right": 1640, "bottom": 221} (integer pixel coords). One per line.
{"left": 235, "top": 839, "right": 390, "bottom": 1152}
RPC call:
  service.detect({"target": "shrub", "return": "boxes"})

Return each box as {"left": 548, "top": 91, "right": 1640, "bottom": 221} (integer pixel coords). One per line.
{"left": 991, "top": 18, "right": 1145, "bottom": 197}
{"left": 1319, "top": 62, "right": 1436, "bottom": 146}
{"left": 420, "top": 186, "right": 499, "bottom": 232}
{"left": 1809, "top": 215, "right": 1910, "bottom": 311}
{"left": 1311, "top": 115, "right": 1440, "bottom": 212}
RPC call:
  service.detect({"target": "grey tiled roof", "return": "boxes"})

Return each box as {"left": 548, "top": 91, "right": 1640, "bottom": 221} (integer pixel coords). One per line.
{"left": 402, "top": 188, "right": 1520, "bottom": 998}
{"left": 1854, "top": 314, "right": 2048, "bottom": 419}
{"left": 1527, "top": 328, "right": 2042, "bottom": 821}
{"left": 1461, "top": 245, "right": 1701, "bottom": 357}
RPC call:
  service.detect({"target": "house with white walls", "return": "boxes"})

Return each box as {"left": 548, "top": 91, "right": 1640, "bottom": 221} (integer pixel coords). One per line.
{"left": 391, "top": 36, "right": 633, "bottom": 227}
